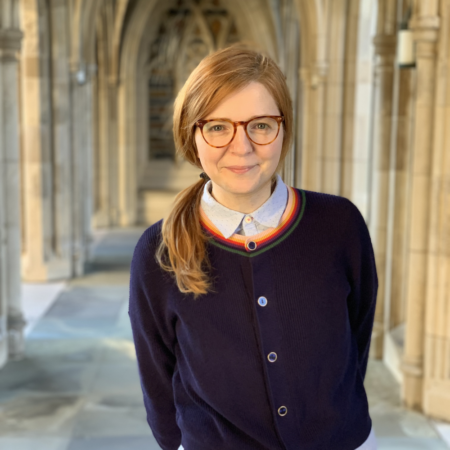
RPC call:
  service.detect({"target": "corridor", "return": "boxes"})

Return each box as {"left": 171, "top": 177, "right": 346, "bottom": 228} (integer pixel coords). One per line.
{"left": 0, "top": 228, "right": 449, "bottom": 450}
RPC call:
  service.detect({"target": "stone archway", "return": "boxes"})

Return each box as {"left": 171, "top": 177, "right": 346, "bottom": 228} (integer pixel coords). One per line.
{"left": 66, "top": 0, "right": 328, "bottom": 230}
{"left": 115, "top": 0, "right": 283, "bottom": 226}
{"left": 146, "top": 0, "right": 241, "bottom": 161}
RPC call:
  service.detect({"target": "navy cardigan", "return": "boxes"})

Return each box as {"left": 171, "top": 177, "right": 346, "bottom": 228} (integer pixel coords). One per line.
{"left": 128, "top": 188, "right": 379, "bottom": 450}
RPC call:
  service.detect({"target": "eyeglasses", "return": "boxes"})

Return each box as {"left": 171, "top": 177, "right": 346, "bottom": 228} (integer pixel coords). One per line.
{"left": 195, "top": 115, "right": 284, "bottom": 148}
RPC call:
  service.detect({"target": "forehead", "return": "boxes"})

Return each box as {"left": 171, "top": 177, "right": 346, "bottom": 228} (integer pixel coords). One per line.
{"left": 204, "top": 81, "right": 280, "bottom": 120}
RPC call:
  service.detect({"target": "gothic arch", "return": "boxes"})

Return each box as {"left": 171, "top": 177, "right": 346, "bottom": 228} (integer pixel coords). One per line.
{"left": 293, "top": 0, "right": 326, "bottom": 72}
{"left": 71, "top": 0, "right": 104, "bottom": 71}
{"left": 116, "top": 0, "right": 282, "bottom": 225}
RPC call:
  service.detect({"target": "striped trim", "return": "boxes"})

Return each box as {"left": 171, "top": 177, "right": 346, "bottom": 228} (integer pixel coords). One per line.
{"left": 199, "top": 186, "right": 306, "bottom": 257}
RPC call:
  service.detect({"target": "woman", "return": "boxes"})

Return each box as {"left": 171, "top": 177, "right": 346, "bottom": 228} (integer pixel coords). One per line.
{"left": 129, "top": 45, "right": 379, "bottom": 450}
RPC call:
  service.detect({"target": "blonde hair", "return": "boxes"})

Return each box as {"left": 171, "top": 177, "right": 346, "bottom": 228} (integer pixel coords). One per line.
{"left": 155, "top": 44, "right": 294, "bottom": 298}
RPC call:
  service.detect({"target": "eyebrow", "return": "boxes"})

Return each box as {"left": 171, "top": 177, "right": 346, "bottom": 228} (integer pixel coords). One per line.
{"left": 206, "top": 114, "right": 275, "bottom": 121}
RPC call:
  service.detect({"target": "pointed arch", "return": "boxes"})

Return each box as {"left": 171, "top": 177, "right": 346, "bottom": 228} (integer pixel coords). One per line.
{"left": 116, "top": 0, "right": 281, "bottom": 225}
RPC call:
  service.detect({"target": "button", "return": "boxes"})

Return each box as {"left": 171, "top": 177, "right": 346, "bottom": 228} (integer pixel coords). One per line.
{"left": 245, "top": 240, "right": 257, "bottom": 251}
{"left": 258, "top": 296, "right": 268, "bottom": 307}
{"left": 268, "top": 352, "right": 277, "bottom": 362}
{"left": 245, "top": 215, "right": 253, "bottom": 223}
{"left": 278, "top": 406, "right": 287, "bottom": 416}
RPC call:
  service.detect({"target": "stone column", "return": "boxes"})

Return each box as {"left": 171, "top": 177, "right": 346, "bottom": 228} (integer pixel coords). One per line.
{"left": 93, "top": 21, "right": 112, "bottom": 228}
{"left": 71, "top": 66, "right": 95, "bottom": 275}
{"left": 322, "top": 0, "right": 347, "bottom": 195}
{"left": 277, "top": 0, "right": 299, "bottom": 187}
{"left": 0, "top": 16, "right": 26, "bottom": 367}
{"left": 369, "top": 23, "right": 397, "bottom": 360}
{"left": 421, "top": 8, "right": 450, "bottom": 417}
{"left": 299, "top": 62, "right": 328, "bottom": 192}
{"left": 20, "top": 0, "right": 92, "bottom": 281}
{"left": 117, "top": 54, "right": 140, "bottom": 227}
{"left": 340, "top": 0, "right": 376, "bottom": 217}
{"left": 401, "top": 12, "right": 439, "bottom": 410}
{"left": 93, "top": 10, "right": 119, "bottom": 228}
{"left": 20, "top": 0, "right": 72, "bottom": 280}
{"left": 382, "top": 3, "right": 416, "bottom": 384}
{"left": 49, "top": 0, "right": 75, "bottom": 274}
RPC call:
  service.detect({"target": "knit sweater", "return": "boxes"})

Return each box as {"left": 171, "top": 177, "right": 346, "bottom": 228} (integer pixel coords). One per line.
{"left": 128, "top": 186, "right": 379, "bottom": 450}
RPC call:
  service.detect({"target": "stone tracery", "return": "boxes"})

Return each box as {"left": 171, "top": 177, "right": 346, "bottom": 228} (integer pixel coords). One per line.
{"left": 146, "top": 0, "right": 240, "bottom": 160}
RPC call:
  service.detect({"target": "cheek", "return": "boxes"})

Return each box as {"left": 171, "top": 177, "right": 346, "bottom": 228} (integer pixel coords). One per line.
{"left": 195, "top": 134, "right": 207, "bottom": 161}
{"left": 271, "top": 133, "right": 284, "bottom": 160}
{"left": 260, "top": 128, "right": 283, "bottom": 160}
{"left": 195, "top": 136, "right": 216, "bottom": 168}
{"left": 260, "top": 141, "right": 283, "bottom": 162}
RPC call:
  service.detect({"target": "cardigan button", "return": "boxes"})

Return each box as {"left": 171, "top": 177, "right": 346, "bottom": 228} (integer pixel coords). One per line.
{"left": 278, "top": 406, "right": 287, "bottom": 416}
{"left": 268, "top": 352, "right": 277, "bottom": 362}
{"left": 245, "top": 240, "right": 257, "bottom": 251}
{"left": 257, "top": 296, "right": 268, "bottom": 307}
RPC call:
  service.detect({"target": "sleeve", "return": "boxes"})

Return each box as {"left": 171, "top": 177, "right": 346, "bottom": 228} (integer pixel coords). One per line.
{"left": 344, "top": 201, "right": 379, "bottom": 382}
{"left": 128, "top": 232, "right": 182, "bottom": 450}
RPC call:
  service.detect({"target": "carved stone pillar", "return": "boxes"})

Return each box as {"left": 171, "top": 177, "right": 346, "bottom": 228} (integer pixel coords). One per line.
{"left": 20, "top": 0, "right": 72, "bottom": 280}
{"left": 20, "top": 0, "right": 92, "bottom": 280}
{"left": 0, "top": 24, "right": 26, "bottom": 367}
{"left": 370, "top": 30, "right": 397, "bottom": 359}
{"left": 277, "top": 0, "right": 299, "bottom": 187}
{"left": 421, "top": 16, "right": 450, "bottom": 418}
{"left": 299, "top": 62, "right": 328, "bottom": 192}
{"left": 401, "top": 13, "right": 439, "bottom": 410}
{"left": 71, "top": 66, "right": 95, "bottom": 275}
{"left": 93, "top": 10, "right": 120, "bottom": 228}
{"left": 93, "top": 17, "right": 113, "bottom": 228}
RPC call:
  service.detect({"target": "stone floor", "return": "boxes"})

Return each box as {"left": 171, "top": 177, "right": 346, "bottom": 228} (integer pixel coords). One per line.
{"left": 0, "top": 227, "right": 449, "bottom": 450}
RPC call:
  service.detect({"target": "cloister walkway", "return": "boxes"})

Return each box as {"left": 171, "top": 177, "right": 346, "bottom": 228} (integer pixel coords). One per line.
{"left": 0, "top": 228, "right": 449, "bottom": 450}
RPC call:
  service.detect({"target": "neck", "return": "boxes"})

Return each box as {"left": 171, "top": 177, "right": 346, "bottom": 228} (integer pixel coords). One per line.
{"left": 210, "top": 177, "right": 276, "bottom": 214}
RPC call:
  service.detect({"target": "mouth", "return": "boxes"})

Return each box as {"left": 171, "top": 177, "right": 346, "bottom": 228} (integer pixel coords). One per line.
{"left": 225, "top": 165, "right": 256, "bottom": 174}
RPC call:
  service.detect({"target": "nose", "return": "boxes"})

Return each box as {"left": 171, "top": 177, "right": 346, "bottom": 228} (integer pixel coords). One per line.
{"left": 228, "top": 124, "right": 253, "bottom": 154}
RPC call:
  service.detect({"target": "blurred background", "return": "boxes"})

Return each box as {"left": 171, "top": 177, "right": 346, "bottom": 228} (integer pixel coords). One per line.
{"left": 0, "top": 0, "right": 450, "bottom": 449}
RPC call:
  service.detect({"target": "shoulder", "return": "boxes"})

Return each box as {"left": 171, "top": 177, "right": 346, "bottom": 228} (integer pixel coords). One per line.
{"left": 129, "top": 218, "right": 177, "bottom": 303}
{"left": 129, "top": 220, "right": 176, "bottom": 334}
{"left": 291, "top": 187, "right": 372, "bottom": 253}
{"left": 131, "top": 219, "right": 164, "bottom": 270}
{"left": 294, "top": 187, "right": 364, "bottom": 225}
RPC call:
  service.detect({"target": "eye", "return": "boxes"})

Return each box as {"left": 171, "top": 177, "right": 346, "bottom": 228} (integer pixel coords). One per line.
{"left": 204, "top": 121, "right": 231, "bottom": 134}
{"left": 250, "top": 121, "right": 273, "bottom": 130}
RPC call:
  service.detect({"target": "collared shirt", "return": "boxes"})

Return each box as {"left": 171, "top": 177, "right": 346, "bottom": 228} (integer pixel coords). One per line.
{"left": 200, "top": 173, "right": 288, "bottom": 238}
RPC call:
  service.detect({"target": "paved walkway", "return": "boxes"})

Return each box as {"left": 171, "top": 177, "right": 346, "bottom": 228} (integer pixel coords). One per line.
{"left": 0, "top": 228, "right": 449, "bottom": 450}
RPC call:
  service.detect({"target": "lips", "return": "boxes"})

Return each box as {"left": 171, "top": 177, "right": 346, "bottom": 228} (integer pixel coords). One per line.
{"left": 225, "top": 165, "right": 256, "bottom": 173}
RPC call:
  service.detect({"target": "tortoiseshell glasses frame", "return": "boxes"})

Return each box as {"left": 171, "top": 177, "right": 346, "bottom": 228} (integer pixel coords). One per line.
{"left": 195, "top": 115, "right": 285, "bottom": 148}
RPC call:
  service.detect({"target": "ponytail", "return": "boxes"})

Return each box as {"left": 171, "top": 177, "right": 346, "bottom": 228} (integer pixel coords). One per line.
{"left": 155, "top": 172, "right": 279, "bottom": 299}
{"left": 155, "top": 177, "right": 215, "bottom": 299}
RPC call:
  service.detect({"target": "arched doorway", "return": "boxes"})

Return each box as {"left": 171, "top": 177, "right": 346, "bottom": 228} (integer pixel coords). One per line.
{"left": 112, "top": 0, "right": 281, "bottom": 226}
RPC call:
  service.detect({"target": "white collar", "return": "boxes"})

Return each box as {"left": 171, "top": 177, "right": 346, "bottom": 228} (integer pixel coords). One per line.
{"left": 200, "top": 173, "right": 288, "bottom": 239}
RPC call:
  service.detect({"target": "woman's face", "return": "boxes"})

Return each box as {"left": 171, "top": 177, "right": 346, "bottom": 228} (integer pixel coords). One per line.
{"left": 194, "top": 81, "right": 283, "bottom": 200}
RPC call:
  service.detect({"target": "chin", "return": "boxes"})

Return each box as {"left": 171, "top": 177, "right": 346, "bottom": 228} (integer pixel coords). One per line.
{"left": 224, "top": 178, "right": 261, "bottom": 194}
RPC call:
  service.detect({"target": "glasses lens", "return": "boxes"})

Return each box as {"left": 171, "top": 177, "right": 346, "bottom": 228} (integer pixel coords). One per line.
{"left": 247, "top": 117, "right": 279, "bottom": 144}
{"left": 202, "top": 120, "right": 234, "bottom": 147}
